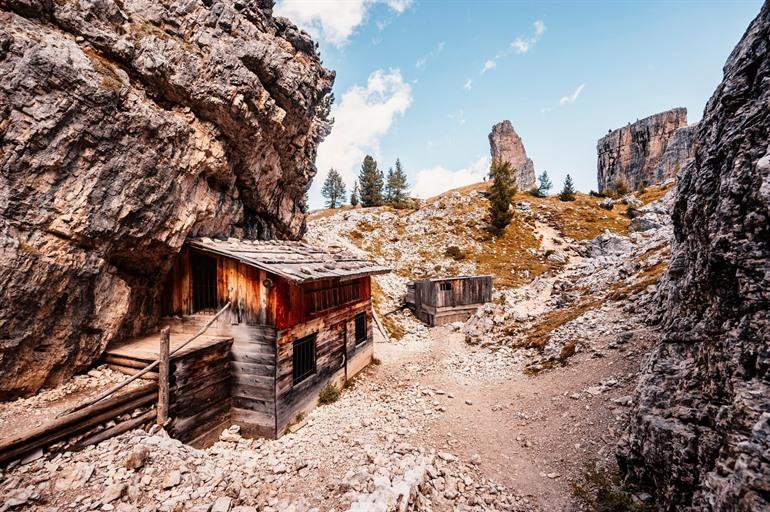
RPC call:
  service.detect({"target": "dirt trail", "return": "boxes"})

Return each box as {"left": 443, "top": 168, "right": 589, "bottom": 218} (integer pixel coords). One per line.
{"left": 375, "top": 320, "right": 650, "bottom": 511}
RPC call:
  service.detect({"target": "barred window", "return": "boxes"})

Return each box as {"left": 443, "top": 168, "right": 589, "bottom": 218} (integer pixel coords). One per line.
{"left": 292, "top": 334, "right": 316, "bottom": 385}
{"left": 439, "top": 282, "right": 452, "bottom": 292}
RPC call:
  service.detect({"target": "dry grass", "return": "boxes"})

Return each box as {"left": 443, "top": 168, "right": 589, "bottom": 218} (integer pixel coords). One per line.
{"left": 427, "top": 181, "right": 489, "bottom": 201}
{"left": 517, "top": 300, "right": 601, "bottom": 350}
{"left": 637, "top": 182, "right": 675, "bottom": 205}
{"left": 469, "top": 215, "right": 554, "bottom": 288}
{"left": 307, "top": 205, "right": 357, "bottom": 221}
{"left": 608, "top": 261, "right": 668, "bottom": 301}
{"left": 541, "top": 193, "right": 631, "bottom": 241}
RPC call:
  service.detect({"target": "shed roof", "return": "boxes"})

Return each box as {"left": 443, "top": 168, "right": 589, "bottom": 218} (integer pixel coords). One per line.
{"left": 407, "top": 275, "right": 493, "bottom": 285}
{"left": 187, "top": 237, "right": 391, "bottom": 283}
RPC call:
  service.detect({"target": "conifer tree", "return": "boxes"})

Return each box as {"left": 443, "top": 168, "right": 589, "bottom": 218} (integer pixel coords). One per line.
{"left": 384, "top": 167, "right": 394, "bottom": 204}
{"left": 385, "top": 158, "right": 410, "bottom": 208}
{"left": 357, "top": 155, "right": 384, "bottom": 207}
{"left": 559, "top": 174, "right": 577, "bottom": 202}
{"left": 350, "top": 182, "right": 359, "bottom": 206}
{"left": 487, "top": 159, "right": 516, "bottom": 235}
{"left": 536, "top": 170, "right": 552, "bottom": 197}
{"left": 321, "top": 168, "right": 346, "bottom": 209}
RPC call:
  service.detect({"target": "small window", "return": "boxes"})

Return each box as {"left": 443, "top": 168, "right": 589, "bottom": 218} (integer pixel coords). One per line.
{"left": 354, "top": 312, "right": 367, "bottom": 344}
{"left": 439, "top": 282, "right": 452, "bottom": 291}
{"left": 292, "top": 334, "right": 316, "bottom": 385}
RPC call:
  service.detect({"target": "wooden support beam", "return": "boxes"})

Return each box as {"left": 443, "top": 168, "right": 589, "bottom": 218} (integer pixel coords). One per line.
{"left": 74, "top": 409, "right": 156, "bottom": 450}
{"left": 0, "top": 383, "right": 157, "bottom": 464}
{"left": 157, "top": 327, "right": 170, "bottom": 426}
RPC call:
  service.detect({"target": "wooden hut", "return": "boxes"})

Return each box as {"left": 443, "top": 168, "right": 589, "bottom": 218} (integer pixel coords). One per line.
{"left": 406, "top": 276, "right": 493, "bottom": 326}
{"left": 105, "top": 238, "right": 389, "bottom": 441}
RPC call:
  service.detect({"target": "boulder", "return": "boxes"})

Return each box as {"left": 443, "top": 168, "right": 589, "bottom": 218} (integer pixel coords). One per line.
{"left": 0, "top": 0, "right": 333, "bottom": 397}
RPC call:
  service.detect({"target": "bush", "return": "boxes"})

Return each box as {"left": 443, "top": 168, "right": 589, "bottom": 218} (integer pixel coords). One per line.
{"left": 614, "top": 179, "right": 629, "bottom": 196}
{"left": 571, "top": 463, "right": 644, "bottom": 512}
{"left": 318, "top": 383, "right": 340, "bottom": 405}
{"left": 528, "top": 187, "right": 544, "bottom": 198}
{"left": 444, "top": 245, "right": 466, "bottom": 261}
{"left": 590, "top": 190, "right": 607, "bottom": 198}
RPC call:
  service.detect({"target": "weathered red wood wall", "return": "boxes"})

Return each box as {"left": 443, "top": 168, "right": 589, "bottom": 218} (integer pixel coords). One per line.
{"left": 160, "top": 249, "right": 375, "bottom": 439}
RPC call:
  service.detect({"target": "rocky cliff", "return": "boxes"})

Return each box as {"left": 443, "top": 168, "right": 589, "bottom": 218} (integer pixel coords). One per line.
{"left": 597, "top": 108, "right": 695, "bottom": 192}
{"left": 489, "top": 121, "right": 536, "bottom": 191}
{"left": 0, "top": 0, "right": 333, "bottom": 398}
{"left": 619, "top": 3, "right": 770, "bottom": 510}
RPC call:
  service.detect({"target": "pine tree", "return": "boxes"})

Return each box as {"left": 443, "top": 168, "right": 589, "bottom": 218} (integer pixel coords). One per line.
{"left": 385, "top": 158, "right": 410, "bottom": 208}
{"left": 536, "top": 170, "right": 552, "bottom": 197}
{"left": 559, "top": 174, "right": 576, "bottom": 202}
{"left": 487, "top": 159, "right": 516, "bottom": 235}
{"left": 321, "top": 168, "right": 346, "bottom": 209}
{"left": 384, "top": 167, "right": 395, "bottom": 204}
{"left": 358, "top": 155, "right": 384, "bottom": 207}
{"left": 350, "top": 182, "right": 359, "bottom": 206}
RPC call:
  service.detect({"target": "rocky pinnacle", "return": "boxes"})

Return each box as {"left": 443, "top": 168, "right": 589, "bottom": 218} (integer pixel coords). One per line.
{"left": 489, "top": 121, "right": 536, "bottom": 191}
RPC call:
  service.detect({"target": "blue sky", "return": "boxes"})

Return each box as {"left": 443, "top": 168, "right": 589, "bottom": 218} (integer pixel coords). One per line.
{"left": 274, "top": 0, "right": 763, "bottom": 208}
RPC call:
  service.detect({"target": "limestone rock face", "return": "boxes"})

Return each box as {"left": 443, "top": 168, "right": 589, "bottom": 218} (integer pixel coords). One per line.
{"left": 488, "top": 121, "right": 536, "bottom": 191}
{"left": 619, "top": 3, "right": 770, "bottom": 510}
{"left": 597, "top": 108, "right": 694, "bottom": 191}
{"left": 0, "top": 0, "right": 333, "bottom": 398}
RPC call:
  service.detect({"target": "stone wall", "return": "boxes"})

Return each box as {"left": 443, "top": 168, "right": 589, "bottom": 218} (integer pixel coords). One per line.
{"left": 597, "top": 108, "right": 694, "bottom": 192}
{"left": 618, "top": 2, "right": 770, "bottom": 510}
{"left": 489, "top": 121, "right": 536, "bottom": 191}
{"left": 0, "top": 0, "right": 333, "bottom": 398}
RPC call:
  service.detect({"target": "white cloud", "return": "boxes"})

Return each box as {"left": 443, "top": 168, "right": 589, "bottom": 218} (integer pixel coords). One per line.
{"left": 481, "top": 59, "right": 497, "bottom": 73}
{"left": 412, "top": 156, "right": 490, "bottom": 198}
{"left": 274, "top": 0, "right": 413, "bottom": 47}
{"left": 416, "top": 41, "right": 445, "bottom": 69}
{"left": 560, "top": 83, "right": 585, "bottom": 105}
{"left": 476, "top": 19, "right": 545, "bottom": 83}
{"left": 314, "top": 69, "right": 412, "bottom": 196}
{"left": 464, "top": 79, "right": 473, "bottom": 91}
{"left": 511, "top": 19, "right": 546, "bottom": 54}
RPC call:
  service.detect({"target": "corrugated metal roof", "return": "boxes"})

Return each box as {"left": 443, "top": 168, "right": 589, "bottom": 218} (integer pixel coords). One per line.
{"left": 186, "top": 238, "right": 391, "bottom": 283}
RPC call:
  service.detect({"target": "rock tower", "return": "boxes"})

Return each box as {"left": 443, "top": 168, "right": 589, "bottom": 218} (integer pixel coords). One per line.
{"left": 489, "top": 121, "right": 536, "bottom": 191}
{"left": 597, "top": 108, "right": 696, "bottom": 192}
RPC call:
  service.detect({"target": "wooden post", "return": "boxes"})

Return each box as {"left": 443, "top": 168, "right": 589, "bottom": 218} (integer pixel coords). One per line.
{"left": 157, "top": 327, "right": 170, "bottom": 426}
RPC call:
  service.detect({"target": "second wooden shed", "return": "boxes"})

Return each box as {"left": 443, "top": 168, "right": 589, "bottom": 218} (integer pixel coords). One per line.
{"left": 406, "top": 276, "right": 493, "bottom": 326}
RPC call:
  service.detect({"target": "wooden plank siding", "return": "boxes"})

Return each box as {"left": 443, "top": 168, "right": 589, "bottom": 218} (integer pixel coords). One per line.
{"left": 157, "top": 246, "right": 377, "bottom": 439}
{"left": 274, "top": 300, "right": 373, "bottom": 435}
{"left": 162, "top": 249, "right": 275, "bottom": 326}
{"left": 408, "top": 276, "right": 493, "bottom": 326}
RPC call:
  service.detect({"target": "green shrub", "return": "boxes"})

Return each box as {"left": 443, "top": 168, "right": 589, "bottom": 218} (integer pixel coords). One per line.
{"left": 571, "top": 462, "right": 644, "bottom": 512}
{"left": 614, "top": 179, "right": 629, "bottom": 196}
{"left": 318, "top": 383, "right": 340, "bottom": 405}
{"left": 444, "top": 245, "right": 466, "bottom": 261}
